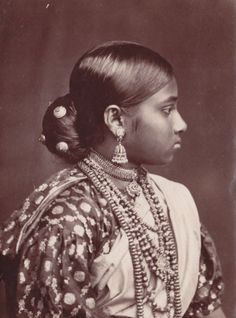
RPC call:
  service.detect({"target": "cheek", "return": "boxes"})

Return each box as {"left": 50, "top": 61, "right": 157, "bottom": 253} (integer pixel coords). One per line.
{"left": 126, "top": 113, "right": 172, "bottom": 148}
{"left": 129, "top": 116, "right": 139, "bottom": 134}
{"left": 125, "top": 117, "right": 142, "bottom": 143}
{"left": 135, "top": 114, "right": 154, "bottom": 133}
{"left": 137, "top": 116, "right": 167, "bottom": 138}
{"left": 141, "top": 124, "right": 173, "bottom": 153}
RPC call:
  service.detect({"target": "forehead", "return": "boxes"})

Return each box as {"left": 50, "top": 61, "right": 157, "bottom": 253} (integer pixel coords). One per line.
{"left": 142, "top": 78, "right": 178, "bottom": 106}
{"left": 122, "top": 78, "right": 178, "bottom": 118}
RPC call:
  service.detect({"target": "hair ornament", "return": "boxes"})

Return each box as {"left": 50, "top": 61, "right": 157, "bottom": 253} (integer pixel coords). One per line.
{"left": 53, "top": 105, "right": 67, "bottom": 119}
{"left": 56, "top": 141, "right": 69, "bottom": 152}
{"left": 38, "top": 133, "right": 46, "bottom": 144}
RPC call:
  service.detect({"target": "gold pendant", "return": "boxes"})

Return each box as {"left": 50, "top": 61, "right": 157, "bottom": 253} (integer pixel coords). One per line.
{"left": 126, "top": 180, "right": 141, "bottom": 198}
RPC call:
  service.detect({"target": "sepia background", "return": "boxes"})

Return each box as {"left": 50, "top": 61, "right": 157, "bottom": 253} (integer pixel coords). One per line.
{"left": 0, "top": 0, "right": 235, "bottom": 316}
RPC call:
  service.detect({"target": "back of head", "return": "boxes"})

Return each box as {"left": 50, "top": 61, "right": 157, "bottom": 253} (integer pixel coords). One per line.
{"left": 42, "top": 41, "right": 174, "bottom": 163}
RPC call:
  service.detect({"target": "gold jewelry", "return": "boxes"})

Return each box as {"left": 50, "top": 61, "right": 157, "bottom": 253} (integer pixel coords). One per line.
{"left": 112, "top": 127, "right": 128, "bottom": 164}
{"left": 90, "top": 149, "right": 137, "bottom": 180}
{"left": 38, "top": 133, "right": 46, "bottom": 144}
{"left": 78, "top": 158, "right": 182, "bottom": 318}
{"left": 89, "top": 149, "right": 141, "bottom": 198}
{"left": 53, "top": 105, "right": 67, "bottom": 118}
{"left": 56, "top": 141, "right": 69, "bottom": 152}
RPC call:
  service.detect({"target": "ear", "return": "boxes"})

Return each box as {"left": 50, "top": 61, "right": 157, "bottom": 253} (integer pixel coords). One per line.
{"left": 104, "top": 105, "right": 124, "bottom": 136}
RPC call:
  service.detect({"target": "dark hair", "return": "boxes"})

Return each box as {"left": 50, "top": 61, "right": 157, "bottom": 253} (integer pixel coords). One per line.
{"left": 42, "top": 41, "right": 174, "bottom": 163}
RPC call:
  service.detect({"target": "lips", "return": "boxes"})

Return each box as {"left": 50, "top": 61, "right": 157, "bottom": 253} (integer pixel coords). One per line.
{"left": 173, "top": 138, "right": 182, "bottom": 149}
{"left": 173, "top": 143, "right": 181, "bottom": 149}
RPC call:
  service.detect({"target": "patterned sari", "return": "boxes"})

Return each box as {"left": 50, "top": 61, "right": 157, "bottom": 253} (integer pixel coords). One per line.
{"left": 0, "top": 166, "right": 224, "bottom": 317}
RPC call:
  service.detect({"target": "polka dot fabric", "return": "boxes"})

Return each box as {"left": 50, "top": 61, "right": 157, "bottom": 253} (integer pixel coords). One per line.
{"left": 0, "top": 167, "right": 224, "bottom": 317}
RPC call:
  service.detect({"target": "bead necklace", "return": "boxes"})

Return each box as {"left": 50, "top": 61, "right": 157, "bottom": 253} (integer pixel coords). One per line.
{"left": 89, "top": 151, "right": 157, "bottom": 232}
{"left": 89, "top": 149, "right": 141, "bottom": 199}
{"left": 138, "top": 171, "right": 182, "bottom": 317}
{"left": 78, "top": 157, "right": 182, "bottom": 318}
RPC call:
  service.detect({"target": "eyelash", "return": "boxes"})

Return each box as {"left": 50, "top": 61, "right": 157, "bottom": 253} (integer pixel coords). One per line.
{"left": 162, "top": 107, "right": 174, "bottom": 115}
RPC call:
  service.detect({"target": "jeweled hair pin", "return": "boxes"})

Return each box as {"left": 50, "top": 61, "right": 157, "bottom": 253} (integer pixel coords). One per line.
{"left": 53, "top": 105, "right": 67, "bottom": 119}
{"left": 38, "top": 133, "right": 46, "bottom": 144}
{"left": 56, "top": 141, "right": 69, "bottom": 152}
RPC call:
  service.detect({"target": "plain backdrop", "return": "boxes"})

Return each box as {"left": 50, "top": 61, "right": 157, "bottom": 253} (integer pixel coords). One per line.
{"left": 0, "top": 0, "right": 235, "bottom": 317}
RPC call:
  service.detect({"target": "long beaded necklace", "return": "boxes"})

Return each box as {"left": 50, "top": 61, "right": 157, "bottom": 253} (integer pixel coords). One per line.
{"left": 77, "top": 156, "right": 182, "bottom": 318}
{"left": 90, "top": 150, "right": 157, "bottom": 233}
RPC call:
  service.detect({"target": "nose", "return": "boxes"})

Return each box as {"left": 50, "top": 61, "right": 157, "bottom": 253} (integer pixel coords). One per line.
{"left": 173, "top": 111, "right": 187, "bottom": 134}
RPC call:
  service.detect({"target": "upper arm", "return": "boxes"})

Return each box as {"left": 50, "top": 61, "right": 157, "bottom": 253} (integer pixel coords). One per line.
{"left": 13, "top": 186, "right": 107, "bottom": 317}
{"left": 184, "top": 225, "right": 225, "bottom": 318}
{"left": 204, "top": 307, "right": 226, "bottom": 318}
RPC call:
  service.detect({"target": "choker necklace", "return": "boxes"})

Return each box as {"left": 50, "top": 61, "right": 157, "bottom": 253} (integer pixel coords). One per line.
{"left": 89, "top": 149, "right": 141, "bottom": 198}
{"left": 90, "top": 149, "right": 138, "bottom": 181}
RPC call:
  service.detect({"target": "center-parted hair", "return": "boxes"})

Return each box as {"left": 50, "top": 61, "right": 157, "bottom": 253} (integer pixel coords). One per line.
{"left": 42, "top": 41, "right": 174, "bottom": 163}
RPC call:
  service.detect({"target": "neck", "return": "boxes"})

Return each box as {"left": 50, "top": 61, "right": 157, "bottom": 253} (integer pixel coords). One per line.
{"left": 89, "top": 148, "right": 141, "bottom": 181}
{"left": 93, "top": 145, "right": 140, "bottom": 169}
{"left": 86, "top": 148, "right": 146, "bottom": 199}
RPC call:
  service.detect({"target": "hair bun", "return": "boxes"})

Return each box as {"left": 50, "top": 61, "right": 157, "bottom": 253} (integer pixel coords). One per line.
{"left": 42, "top": 94, "right": 87, "bottom": 163}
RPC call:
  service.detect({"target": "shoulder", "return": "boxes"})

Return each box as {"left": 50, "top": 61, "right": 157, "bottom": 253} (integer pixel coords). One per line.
{"left": 150, "top": 173, "right": 194, "bottom": 199}
{"left": 42, "top": 179, "right": 104, "bottom": 229}
{"left": 0, "top": 165, "right": 102, "bottom": 256}
{"left": 149, "top": 173, "right": 199, "bottom": 221}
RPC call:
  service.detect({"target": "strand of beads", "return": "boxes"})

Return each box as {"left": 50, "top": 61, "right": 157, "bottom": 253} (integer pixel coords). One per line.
{"left": 78, "top": 158, "right": 182, "bottom": 318}
{"left": 84, "top": 158, "right": 163, "bottom": 287}
{"left": 83, "top": 158, "right": 152, "bottom": 290}
{"left": 78, "top": 160, "right": 145, "bottom": 318}
{"left": 142, "top": 222, "right": 159, "bottom": 233}
{"left": 138, "top": 170, "right": 182, "bottom": 318}
{"left": 82, "top": 158, "right": 180, "bottom": 317}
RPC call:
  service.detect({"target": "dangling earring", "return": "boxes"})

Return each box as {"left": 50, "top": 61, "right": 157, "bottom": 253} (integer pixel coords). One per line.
{"left": 112, "top": 127, "right": 128, "bottom": 164}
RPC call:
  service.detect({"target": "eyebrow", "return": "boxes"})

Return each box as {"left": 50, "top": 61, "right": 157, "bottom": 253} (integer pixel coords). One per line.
{"left": 162, "top": 96, "right": 178, "bottom": 103}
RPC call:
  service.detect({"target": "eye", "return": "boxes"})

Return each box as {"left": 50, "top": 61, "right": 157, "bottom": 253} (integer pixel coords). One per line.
{"left": 162, "top": 105, "right": 174, "bottom": 115}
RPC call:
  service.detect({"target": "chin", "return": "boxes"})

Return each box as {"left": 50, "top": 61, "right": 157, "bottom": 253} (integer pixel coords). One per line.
{"left": 128, "top": 152, "right": 175, "bottom": 167}
{"left": 142, "top": 155, "right": 174, "bottom": 166}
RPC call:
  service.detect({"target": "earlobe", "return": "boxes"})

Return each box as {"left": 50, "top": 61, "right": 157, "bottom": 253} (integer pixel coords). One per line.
{"left": 104, "top": 105, "right": 124, "bottom": 135}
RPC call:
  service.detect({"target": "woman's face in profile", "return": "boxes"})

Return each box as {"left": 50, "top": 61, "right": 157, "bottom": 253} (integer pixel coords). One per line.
{"left": 124, "top": 78, "right": 187, "bottom": 166}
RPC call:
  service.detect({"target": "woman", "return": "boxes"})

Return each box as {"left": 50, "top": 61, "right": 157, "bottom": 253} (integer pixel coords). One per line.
{"left": 0, "top": 41, "right": 225, "bottom": 318}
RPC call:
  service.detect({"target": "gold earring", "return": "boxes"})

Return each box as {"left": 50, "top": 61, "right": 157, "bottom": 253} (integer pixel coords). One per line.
{"left": 112, "top": 127, "right": 128, "bottom": 164}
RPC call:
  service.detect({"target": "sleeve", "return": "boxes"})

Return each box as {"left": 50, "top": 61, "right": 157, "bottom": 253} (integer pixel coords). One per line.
{"left": 183, "top": 224, "right": 224, "bottom": 317}
{"left": 12, "top": 185, "right": 111, "bottom": 318}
